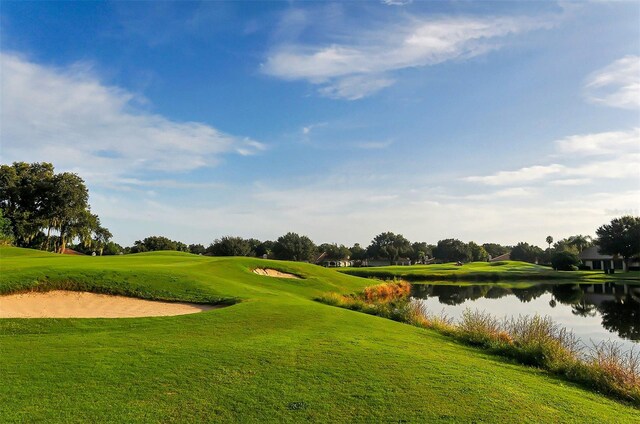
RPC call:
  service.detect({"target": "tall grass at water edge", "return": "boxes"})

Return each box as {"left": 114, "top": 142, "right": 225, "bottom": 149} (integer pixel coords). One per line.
{"left": 317, "top": 281, "right": 640, "bottom": 406}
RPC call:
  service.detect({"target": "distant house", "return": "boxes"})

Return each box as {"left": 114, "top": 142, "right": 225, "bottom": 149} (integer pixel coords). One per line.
{"left": 316, "top": 252, "right": 353, "bottom": 268}
{"left": 489, "top": 252, "right": 510, "bottom": 262}
{"left": 578, "top": 246, "right": 640, "bottom": 271}
{"left": 322, "top": 258, "right": 353, "bottom": 268}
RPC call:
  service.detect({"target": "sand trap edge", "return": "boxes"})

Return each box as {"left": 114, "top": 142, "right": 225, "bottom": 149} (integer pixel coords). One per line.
{"left": 0, "top": 290, "right": 227, "bottom": 319}
{"left": 252, "top": 268, "right": 302, "bottom": 279}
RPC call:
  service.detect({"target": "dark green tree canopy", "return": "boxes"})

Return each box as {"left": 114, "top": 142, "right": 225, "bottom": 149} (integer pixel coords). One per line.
{"left": 596, "top": 216, "right": 640, "bottom": 271}
{"left": 207, "top": 236, "right": 253, "bottom": 257}
{"left": 188, "top": 244, "right": 206, "bottom": 255}
{"left": 509, "top": 242, "right": 544, "bottom": 263}
{"left": 366, "top": 232, "right": 411, "bottom": 264}
{"left": 550, "top": 251, "right": 580, "bottom": 271}
{"left": 433, "top": 239, "right": 472, "bottom": 263}
{"left": 468, "top": 241, "right": 489, "bottom": 262}
{"left": 131, "top": 236, "right": 188, "bottom": 253}
{"left": 349, "top": 243, "right": 367, "bottom": 261}
{"left": 273, "top": 232, "right": 317, "bottom": 261}
{"left": 482, "top": 243, "right": 510, "bottom": 258}
{"left": 0, "top": 162, "right": 109, "bottom": 253}
{"left": 409, "top": 242, "right": 433, "bottom": 262}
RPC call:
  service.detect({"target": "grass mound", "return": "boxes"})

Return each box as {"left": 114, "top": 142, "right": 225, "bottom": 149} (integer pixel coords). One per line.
{"left": 317, "top": 281, "right": 640, "bottom": 406}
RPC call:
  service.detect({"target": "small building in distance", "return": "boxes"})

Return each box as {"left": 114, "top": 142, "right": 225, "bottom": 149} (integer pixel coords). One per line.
{"left": 578, "top": 245, "right": 638, "bottom": 271}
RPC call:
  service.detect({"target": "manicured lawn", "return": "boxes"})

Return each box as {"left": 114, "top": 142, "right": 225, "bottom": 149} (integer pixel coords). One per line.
{"left": 1, "top": 247, "right": 638, "bottom": 422}
{"left": 338, "top": 260, "right": 640, "bottom": 283}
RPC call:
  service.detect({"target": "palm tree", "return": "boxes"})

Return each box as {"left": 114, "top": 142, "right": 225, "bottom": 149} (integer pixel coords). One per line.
{"left": 546, "top": 236, "right": 553, "bottom": 249}
{"left": 567, "top": 235, "right": 593, "bottom": 253}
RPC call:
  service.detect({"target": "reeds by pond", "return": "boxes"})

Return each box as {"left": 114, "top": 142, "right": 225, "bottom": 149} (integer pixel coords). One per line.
{"left": 317, "top": 281, "right": 640, "bottom": 406}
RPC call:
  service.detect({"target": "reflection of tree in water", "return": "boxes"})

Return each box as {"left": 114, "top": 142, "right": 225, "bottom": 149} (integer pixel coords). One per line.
{"left": 551, "top": 284, "right": 584, "bottom": 305}
{"left": 432, "top": 285, "right": 472, "bottom": 305}
{"left": 484, "top": 287, "right": 510, "bottom": 299}
{"left": 511, "top": 285, "right": 548, "bottom": 303}
{"left": 410, "top": 284, "right": 433, "bottom": 299}
{"left": 571, "top": 301, "right": 597, "bottom": 317}
{"left": 599, "top": 295, "right": 640, "bottom": 341}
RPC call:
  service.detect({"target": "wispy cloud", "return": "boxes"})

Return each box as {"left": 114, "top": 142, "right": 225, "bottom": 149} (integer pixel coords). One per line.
{"left": 263, "top": 14, "right": 554, "bottom": 99}
{"left": 382, "top": 0, "right": 413, "bottom": 6}
{"left": 555, "top": 128, "right": 640, "bottom": 156}
{"left": 584, "top": 55, "right": 640, "bottom": 109}
{"left": 301, "top": 122, "right": 328, "bottom": 135}
{"left": 464, "top": 129, "right": 640, "bottom": 186}
{"left": 0, "top": 53, "right": 265, "bottom": 182}
{"left": 465, "top": 164, "right": 566, "bottom": 186}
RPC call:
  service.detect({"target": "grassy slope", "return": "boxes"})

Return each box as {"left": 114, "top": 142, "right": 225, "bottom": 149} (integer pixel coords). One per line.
{"left": 0, "top": 247, "right": 638, "bottom": 423}
{"left": 338, "top": 260, "right": 640, "bottom": 283}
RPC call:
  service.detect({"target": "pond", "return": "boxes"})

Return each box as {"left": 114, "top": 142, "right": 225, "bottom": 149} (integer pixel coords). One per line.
{"left": 411, "top": 281, "right": 639, "bottom": 352}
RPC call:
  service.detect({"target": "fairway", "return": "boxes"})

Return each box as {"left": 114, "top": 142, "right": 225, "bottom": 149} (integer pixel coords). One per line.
{"left": 1, "top": 247, "right": 638, "bottom": 423}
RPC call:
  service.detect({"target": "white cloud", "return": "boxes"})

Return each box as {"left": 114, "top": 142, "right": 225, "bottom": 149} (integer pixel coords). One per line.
{"left": 555, "top": 128, "right": 640, "bottom": 156}
{"left": 549, "top": 178, "right": 590, "bottom": 186}
{"left": 464, "top": 164, "right": 566, "bottom": 186}
{"left": 465, "top": 129, "right": 640, "bottom": 186}
{"left": 584, "top": 55, "right": 640, "bottom": 109}
{"left": 461, "top": 187, "right": 537, "bottom": 201}
{"left": 317, "top": 75, "right": 396, "bottom": 100}
{"left": 382, "top": 0, "right": 413, "bottom": 6}
{"left": 0, "top": 53, "right": 265, "bottom": 182}
{"left": 301, "top": 122, "right": 328, "bottom": 135}
{"left": 263, "top": 14, "right": 553, "bottom": 99}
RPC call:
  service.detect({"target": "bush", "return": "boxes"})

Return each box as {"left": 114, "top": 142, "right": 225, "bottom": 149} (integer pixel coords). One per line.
{"left": 551, "top": 251, "right": 581, "bottom": 271}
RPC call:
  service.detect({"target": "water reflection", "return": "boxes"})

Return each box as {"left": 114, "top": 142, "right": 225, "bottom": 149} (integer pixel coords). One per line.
{"left": 411, "top": 282, "right": 640, "bottom": 349}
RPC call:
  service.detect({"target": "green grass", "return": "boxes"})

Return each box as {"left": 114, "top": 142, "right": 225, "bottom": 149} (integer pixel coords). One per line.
{"left": 1, "top": 247, "right": 639, "bottom": 423}
{"left": 338, "top": 260, "right": 640, "bottom": 282}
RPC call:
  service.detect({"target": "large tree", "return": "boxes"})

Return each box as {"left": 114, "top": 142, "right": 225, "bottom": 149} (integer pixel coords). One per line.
{"left": 349, "top": 243, "right": 367, "bottom": 261}
{"left": 273, "top": 232, "right": 317, "bottom": 262}
{"left": 409, "top": 242, "right": 433, "bottom": 263}
{"left": 0, "top": 209, "right": 13, "bottom": 245}
{"left": 0, "top": 162, "right": 55, "bottom": 246}
{"left": 51, "top": 173, "right": 91, "bottom": 253}
{"left": 207, "top": 236, "right": 253, "bottom": 257}
{"left": 93, "top": 224, "right": 113, "bottom": 256}
{"left": 596, "top": 216, "right": 640, "bottom": 271}
{"left": 510, "top": 242, "right": 544, "bottom": 264}
{"left": 433, "top": 239, "right": 472, "bottom": 263}
{"left": 468, "top": 241, "right": 489, "bottom": 262}
{"left": 482, "top": 243, "right": 509, "bottom": 258}
{"left": 366, "top": 232, "right": 411, "bottom": 264}
{"left": 0, "top": 162, "right": 111, "bottom": 253}
{"left": 131, "top": 236, "right": 186, "bottom": 253}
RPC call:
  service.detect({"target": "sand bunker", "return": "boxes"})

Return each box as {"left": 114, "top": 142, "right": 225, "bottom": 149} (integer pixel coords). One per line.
{"left": 0, "top": 290, "right": 222, "bottom": 318}
{"left": 252, "top": 268, "right": 301, "bottom": 279}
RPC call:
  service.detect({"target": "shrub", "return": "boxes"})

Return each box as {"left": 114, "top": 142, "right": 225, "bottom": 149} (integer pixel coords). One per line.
{"left": 551, "top": 251, "right": 581, "bottom": 271}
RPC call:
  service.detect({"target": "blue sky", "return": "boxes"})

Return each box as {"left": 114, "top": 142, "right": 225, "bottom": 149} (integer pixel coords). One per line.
{"left": 1, "top": 1, "right": 639, "bottom": 247}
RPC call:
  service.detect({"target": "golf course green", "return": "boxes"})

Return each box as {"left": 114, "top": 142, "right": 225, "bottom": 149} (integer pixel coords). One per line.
{"left": 339, "top": 260, "right": 640, "bottom": 282}
{"left": 1, "top": 246, "right": 638, "bottom": 422}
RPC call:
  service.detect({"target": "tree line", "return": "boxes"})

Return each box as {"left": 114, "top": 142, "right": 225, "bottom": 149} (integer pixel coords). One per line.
{"left": 1, "top": 162, "right": 638, "bottom": 269}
